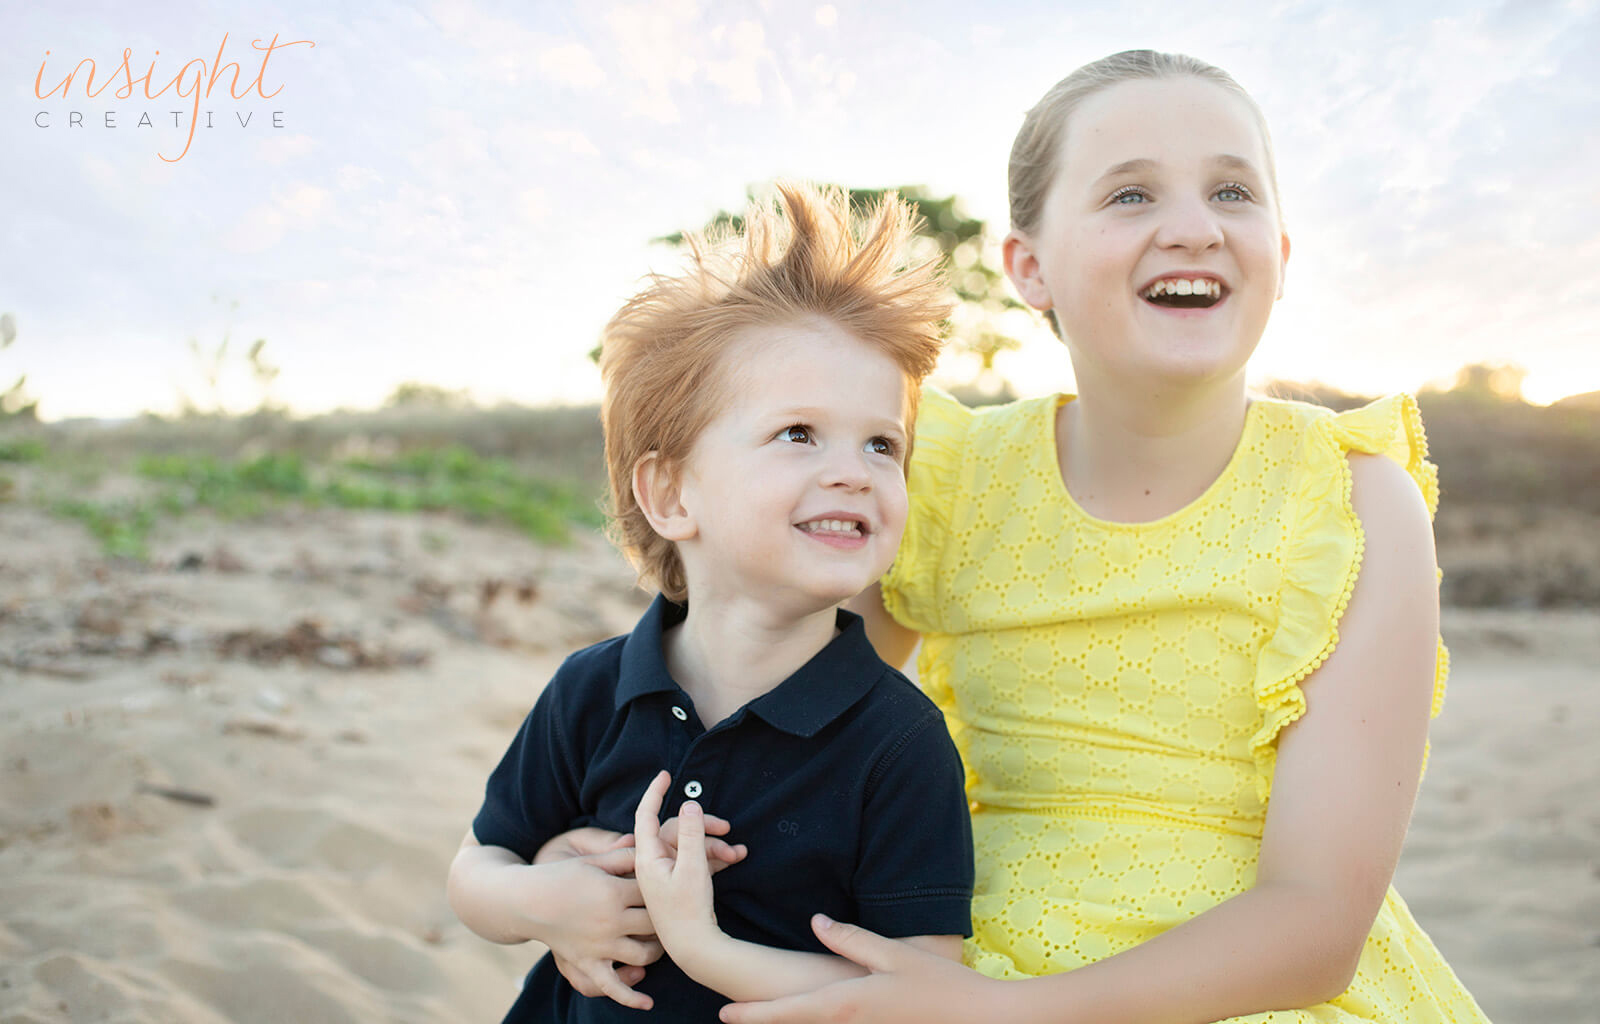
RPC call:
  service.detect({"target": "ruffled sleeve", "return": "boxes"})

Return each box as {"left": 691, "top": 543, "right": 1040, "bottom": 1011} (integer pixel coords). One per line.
{"left": 1249, "top": 394, "right": 1448, "bottom": 804}
{"left": 881, "top": 385, "right": 972, "bottom": 634}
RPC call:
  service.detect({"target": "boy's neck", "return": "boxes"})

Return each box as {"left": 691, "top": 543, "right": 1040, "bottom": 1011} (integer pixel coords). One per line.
{"left": 661, "top": 598, "right": 840, "bottom": 728}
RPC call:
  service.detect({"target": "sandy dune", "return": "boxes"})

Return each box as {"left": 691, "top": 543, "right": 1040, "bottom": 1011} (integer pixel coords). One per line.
{"left": 1, "top": 504, "right": 1594, "bottom": 1022}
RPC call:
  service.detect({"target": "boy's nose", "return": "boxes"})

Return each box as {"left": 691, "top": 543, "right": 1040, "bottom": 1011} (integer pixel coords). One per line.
{"left": 821, "top": 450, "right": 873, "bottom": 490}
{"left": 1155, "top": 195, "right": 1224, "bottom": 252}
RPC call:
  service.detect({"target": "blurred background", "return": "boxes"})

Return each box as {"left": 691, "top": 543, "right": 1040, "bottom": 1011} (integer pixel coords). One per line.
{"left": 2, "top": 2, "right": 1596, "bottom": 1022}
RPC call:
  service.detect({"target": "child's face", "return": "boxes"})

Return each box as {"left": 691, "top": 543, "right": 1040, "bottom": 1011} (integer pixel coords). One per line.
{"left": 1010, "top": 76, "right": 1290, "bottom": 388}
{"left": 674, "top": 321, "right": 910, "bottom": 617}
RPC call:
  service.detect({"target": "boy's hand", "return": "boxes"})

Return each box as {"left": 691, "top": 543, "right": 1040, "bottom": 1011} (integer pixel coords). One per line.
{"left": 634, "top": 770, "right": 724, "bottom": 952}
{"left": 534, "top": 826, "right": 633, "bottom": 864}
{"left": 528, "top": 847, "right": 663, "bottom": 1010}
{"left": 535, "top": 820, "right": 748, "bottom": 874}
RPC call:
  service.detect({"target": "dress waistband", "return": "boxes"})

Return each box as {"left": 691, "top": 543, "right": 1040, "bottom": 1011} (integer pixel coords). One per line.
{"left": 970, "top": 798, "right": 1263, "bottom": 839}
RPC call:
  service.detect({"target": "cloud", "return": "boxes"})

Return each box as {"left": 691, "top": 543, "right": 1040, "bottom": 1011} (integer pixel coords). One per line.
{"left": 539, "top": 42, "right": 606, "bottom": 90}
{"left": 704, "top": 20, "right": 772, "bottom": 106}
{"left": 542, "top": 129, "right": 600, "bottom": 157}
{"left": 257, "top": 132, "right": 316, "bottom": 165}
{"left": 606, "top": 0, "right": 703, "bottom": 122}
{"left": 224, "top": 183, "right": 331, "bottom": 253}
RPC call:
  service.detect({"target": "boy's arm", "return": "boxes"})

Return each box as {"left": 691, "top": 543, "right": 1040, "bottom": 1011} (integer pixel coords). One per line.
{"left": 633, "top": 772, "right": 959, "bottom": 1001}
{"left": 447, "top": 829, "right": 663, "bottom": 1009}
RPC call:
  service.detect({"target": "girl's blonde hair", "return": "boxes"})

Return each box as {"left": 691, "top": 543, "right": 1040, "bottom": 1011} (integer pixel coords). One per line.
{"left": 598, "top": 182, "right": 950, "bottom": 602}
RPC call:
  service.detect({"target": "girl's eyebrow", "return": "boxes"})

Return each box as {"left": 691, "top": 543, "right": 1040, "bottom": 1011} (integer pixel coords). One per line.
{"left": 1094, "top": 158, "right": 1156, "bottom": 186}
{"left": 1093, "top": 153, "right": 1261, "bottom": 187}
{"left": 1211, "top": 153, "right": 1260, "bottom": 175}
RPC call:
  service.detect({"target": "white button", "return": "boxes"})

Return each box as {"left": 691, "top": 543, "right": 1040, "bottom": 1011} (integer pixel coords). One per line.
{"left": 671, "top": 706, "right": 688, "bottom": 721}
{"left": 684, "top": 780, "right": 703, "bottom": 799}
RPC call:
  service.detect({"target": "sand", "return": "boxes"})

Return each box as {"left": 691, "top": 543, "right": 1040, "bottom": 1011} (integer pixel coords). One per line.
{"left": 1, "top": 503, "right": 1594, "bottom": 1022}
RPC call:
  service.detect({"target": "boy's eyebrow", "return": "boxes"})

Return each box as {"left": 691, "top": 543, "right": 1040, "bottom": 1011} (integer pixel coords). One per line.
{"left": 769, "top": 407, "right": 906, "bottom": 433}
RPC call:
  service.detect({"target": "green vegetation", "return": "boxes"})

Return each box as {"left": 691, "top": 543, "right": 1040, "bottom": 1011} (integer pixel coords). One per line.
{"left": 0, "top": 437, "right": 45, "bottom": 463}
{"left": 20, "top": 435, "right": 604, "bottom": 561}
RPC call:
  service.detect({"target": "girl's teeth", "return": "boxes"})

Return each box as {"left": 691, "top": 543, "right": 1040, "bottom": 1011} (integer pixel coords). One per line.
{"left": 1143, "top": 278, "right": 1221, "bottom": 299}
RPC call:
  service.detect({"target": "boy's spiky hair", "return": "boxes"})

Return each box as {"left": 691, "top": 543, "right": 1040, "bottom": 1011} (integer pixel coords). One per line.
{"left": 598, "top": 181, "right": 950, "bottom": 601}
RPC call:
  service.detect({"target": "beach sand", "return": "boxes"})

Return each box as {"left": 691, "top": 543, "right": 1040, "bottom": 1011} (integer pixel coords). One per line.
{"left": 1, "top": 504, "right": 1594, "bottom": 1022}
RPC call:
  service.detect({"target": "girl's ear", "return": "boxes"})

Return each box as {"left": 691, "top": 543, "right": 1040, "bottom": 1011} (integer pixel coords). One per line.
{"left": 1002, "top": 229, "right": 1053, "bottom": 312}
{"left": 633, "top": 451, "right": 696, "bottom": 542}
{"left": 1276, "top": 229, "right": 1291, "bottom": 300}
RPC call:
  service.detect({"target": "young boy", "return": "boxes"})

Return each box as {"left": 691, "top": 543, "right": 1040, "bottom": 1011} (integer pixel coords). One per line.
{"left": 447, "top": 183, "right": 974, "bottom": 1022}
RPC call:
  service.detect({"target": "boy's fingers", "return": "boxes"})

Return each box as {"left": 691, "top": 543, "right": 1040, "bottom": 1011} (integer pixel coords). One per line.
{"left": 661, "top": 812, "right": 732, "bottom": 846}
{"left": 674, "top": 800, "right": 706, "bottom": 866}
{"left": 705, "top": 838, "right": 747, "bottom": 865}
{"left": 588, "top": 845, "right": 638, "bottom": 877}
{"left": 615, "top": 964, "right": 646, "bottom": 989}
{"left": 632, "top": 770, "right": 671, "bottom": 851}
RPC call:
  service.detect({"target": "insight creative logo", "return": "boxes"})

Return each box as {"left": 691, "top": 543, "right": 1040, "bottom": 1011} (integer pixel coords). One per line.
{"left": 32, "top": 33, "right": 316, "bottom": 162}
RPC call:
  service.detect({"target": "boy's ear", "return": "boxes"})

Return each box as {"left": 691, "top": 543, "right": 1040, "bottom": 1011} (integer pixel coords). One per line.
{"left": 1002, "top": 229, "right": 1053, "bottom": 312}
{"left": 632, "top": 451, "right": 697, "bottom": 542}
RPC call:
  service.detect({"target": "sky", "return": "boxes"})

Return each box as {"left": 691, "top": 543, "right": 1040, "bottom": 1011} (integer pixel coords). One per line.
{"left": 3, "top": 0, "right": 1597, "bottom": 421}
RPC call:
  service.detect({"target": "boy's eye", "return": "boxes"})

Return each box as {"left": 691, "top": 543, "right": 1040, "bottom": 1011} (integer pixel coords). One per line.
{"left": 779, "top": 425, "right": 812, "bottom": 444}
{"left": 1109, "top": 185, "right": 1150, "bottom": 205}
{"left": 1214, "top": 182, "right": 1254, "bottom": 202}
{"left": 866, "top": 436, "right": 897, "bottom": 457}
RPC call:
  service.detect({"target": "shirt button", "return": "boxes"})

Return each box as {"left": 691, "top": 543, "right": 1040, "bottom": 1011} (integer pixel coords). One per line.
{"left": 670, "top": 706, "right": 688, "bottom": 721}
{"left": 684, "top": 780, "right": 703, "bottom": 799}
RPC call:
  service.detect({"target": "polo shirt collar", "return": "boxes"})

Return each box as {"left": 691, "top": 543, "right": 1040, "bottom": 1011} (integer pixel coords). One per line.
{"left": 615, "top": 593, "right": 883, "bottom": 738}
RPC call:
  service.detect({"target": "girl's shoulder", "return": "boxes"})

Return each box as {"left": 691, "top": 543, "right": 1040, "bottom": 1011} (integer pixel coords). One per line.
{"left": 915, "top": 386, "right": 1059, "bottom": 457}
{"left": 1251, "top": 393, "right": 1439, "bottom": 518}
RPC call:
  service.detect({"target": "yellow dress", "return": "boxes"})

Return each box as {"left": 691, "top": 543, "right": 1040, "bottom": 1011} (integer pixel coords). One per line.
{"left": 882, "top": 389, "right": 1490, "bottom": 1022}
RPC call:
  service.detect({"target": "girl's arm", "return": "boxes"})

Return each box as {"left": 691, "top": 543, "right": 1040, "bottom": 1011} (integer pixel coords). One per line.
{"left": 724, "top": 452, "right": 1442, "bottom": 1024}
{"left": 846, "top": 581, "right": 920, "bottom": 669}
{"left": 632, "top": 772, "right": 961, "bottom": 1003}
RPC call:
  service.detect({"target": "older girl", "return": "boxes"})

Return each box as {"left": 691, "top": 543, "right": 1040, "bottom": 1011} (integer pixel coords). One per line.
{"left": 710, "top": 49, "right": 1490, "bottom": 1024}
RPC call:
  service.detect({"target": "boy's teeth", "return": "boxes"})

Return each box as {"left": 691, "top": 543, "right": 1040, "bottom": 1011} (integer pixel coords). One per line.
{"left": 801, "top": 519, "right": 861, "bottom": 535}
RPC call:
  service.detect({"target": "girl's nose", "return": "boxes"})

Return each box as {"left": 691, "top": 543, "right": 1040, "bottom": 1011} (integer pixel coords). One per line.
{"left": 1154, "top": 195, "right": 1224, "bottom": 252}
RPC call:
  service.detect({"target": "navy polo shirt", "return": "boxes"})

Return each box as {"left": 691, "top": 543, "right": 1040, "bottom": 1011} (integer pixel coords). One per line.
{"left": 473, "top": 594, "right": 973, "bottom": 1023}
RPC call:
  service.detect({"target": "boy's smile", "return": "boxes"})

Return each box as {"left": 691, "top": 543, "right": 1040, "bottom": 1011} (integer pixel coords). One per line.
{"left": 672, "top": 319, "right": 910, "bottom": 618}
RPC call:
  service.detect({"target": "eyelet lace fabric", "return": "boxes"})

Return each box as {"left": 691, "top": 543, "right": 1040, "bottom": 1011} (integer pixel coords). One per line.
{"left": 882, "top": 389, "right": 1488, "bottom": 1021}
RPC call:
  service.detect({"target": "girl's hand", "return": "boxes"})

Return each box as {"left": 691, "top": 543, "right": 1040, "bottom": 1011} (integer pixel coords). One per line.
{"left": 633, "top": 770, "right": 724, "bottom": 952}
{"left": 720, "top": 916, "right": 993, "bottom": 1024}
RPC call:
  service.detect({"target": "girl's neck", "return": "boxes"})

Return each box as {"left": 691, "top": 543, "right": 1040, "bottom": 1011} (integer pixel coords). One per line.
{"left": 1057, "top": 373, "right": 1250, "bottom": 524}
{"left": 662, "top": 598, "right": 837, "bottom": 728}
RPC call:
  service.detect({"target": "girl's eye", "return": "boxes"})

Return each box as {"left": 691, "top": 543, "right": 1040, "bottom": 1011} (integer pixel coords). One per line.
{"left": 1109, "top": 185, "right": 1150, "bottom": 205}
{"left": 780, "top": 424, "right": 812, "bottom": 444}
{"left": 1214, "top": 182, "right": 1254, "bottom": 202}
{"left": 866, "top": 436, "right": 898, "bottom": 457}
